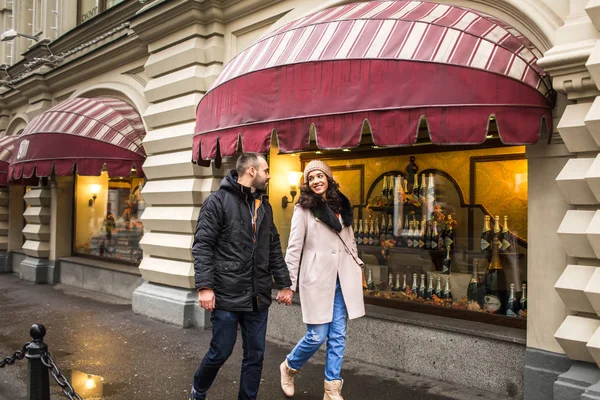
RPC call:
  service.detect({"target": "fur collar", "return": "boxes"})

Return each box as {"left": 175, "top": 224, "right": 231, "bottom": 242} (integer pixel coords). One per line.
{"left": 310, "top": 193, "right": 353, "bottom": 233}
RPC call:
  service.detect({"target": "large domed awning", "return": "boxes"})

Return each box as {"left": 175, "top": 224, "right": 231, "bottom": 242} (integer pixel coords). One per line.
{"left": 9, "top": 97, "right": 146, "bottom": 182}
{"left": 193, "top": 0, "right": 553, "bottom": 161}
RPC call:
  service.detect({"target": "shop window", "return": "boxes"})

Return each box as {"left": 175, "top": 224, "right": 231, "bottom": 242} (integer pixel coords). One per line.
{"left": 296, "top": 145, "right": 528, "bottom": 328}
{"left": 78, "top": 0, "right": 125, "bottom": 24}
{"left": 73, "top": 172, "right": 145, "bottom": 264}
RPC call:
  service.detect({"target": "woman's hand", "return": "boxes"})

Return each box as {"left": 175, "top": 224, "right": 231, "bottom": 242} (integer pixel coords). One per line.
{"left": 277, "top": 288, "right": 293, "bottom": 305}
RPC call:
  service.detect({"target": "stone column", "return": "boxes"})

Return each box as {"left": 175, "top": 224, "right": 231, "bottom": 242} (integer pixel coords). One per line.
{"left": 130, "top": 0, "right": 228, "bottom": 328}
{"left": 48, "top": 176, "right": 73, "bottom": 284}
{"left": 0, "top": 187, "right": 9, "bottom": 272}
{"left": 8, "top": 185, "right": 24, "bottom": 271}
{"left": 19, "top": 185, "right": 50, "bottom": 283}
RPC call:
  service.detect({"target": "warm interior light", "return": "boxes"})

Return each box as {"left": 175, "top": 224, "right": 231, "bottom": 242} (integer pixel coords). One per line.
{"left": 287, "top": 171, "right": 303, "bottom": 188}
{"left": 90, "top": 184, "right": 101, "bottom": 196}
{"left": 342, "top": 148, "right": 351, "bottom": 152}
{"left": 282, "top": 171, "right": 303, "bottom": 209}
{"left": 85, "top": 375, "right": 96, "bottom": 390}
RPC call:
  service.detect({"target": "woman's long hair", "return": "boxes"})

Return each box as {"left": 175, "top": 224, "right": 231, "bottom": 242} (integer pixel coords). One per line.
{"left": 297, "top": 176, "right": 342, "bottom": 213}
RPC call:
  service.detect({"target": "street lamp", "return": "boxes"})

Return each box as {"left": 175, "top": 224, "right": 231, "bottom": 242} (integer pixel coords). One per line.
{"left": 0, "top": 29, "right": 39, "bottom": 42}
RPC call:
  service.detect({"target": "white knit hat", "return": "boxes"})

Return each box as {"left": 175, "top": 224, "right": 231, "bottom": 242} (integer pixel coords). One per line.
{"left": 303, "top": 160, "right": 333, "bottom": 183}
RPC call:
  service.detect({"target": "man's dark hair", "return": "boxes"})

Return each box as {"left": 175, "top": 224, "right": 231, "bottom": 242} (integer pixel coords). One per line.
{"left": 236, "top": 153, "right": 264, "bottom": 176}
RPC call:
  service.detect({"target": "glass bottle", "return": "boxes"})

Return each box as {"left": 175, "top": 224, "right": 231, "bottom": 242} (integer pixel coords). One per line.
{"left": 467, "top": 259, "right": 480, "bottom": 303}
{"left": 444, "top": 215, "right": 455, "bottom": 250}
{"left": 399, "top": 215, "right": 409, "bottom": 247}
{"left": 388, "top": 273, "right": 394, "bottom": 290}
{"left": 358, "top": 219, "right": 364, "bottom": 246}
{"left": 426, "top": 275, "right": 433, "bottom": 300}
{"left": 419, "top": 273, "right": 426, "bottom": 298}
{"left": 401, "top": 273, "right": 407, "bottom": 293}
{"left": 418, "top": 217, "right": 426, "bottom": 249}
{"left": 420, "top": 174, "right": 427, "bottom": 199}
{"left": 386, "top": 213, "right": 394, "bottom": 241}
{"left": 403, "top": 178, "right": 409, "bottom": 194}
{"left": 442, "top": 246, "right": 451, "bottom": 274}
{"left": 368, "top": 220, "right": 374, "bottom": 246}
{"left": 484, "top": 235, "right": 507, "bottom": 314}
{"left": 519, "top": 283, "right": 527, "bottom": 318}
{"left": 481, "top": 215, "right": 492, "bottom": 255}
{"left": 442, "top": 276, "right": 452, "bottom": 300}
{"left": 506, "top": 283, "right": 518, "bottom": 317}
{"left": 411, "top": 272, "right": 419, "bottom": 294}
{"left": 394, "top": 273, "right": 401, "bottom": 292}
{"left": 425, "top": 221, "right": 432, "bottom": 250}
{"left": 501, "top": 215, "right": 511, "bottom": 252}
{"left": 367, "top": 268, "right": 374, "bottom": 291}
{"left": 354, "top": 219, "right": 359, "bottom": 246}
{"left": 493, "top": 215, "right": 501, "bottom": 250}
{"left": 431, "top": 221, "right": 439, "bottom": 251}
{"left": 427, "top": 172, "right": 435, "bottom": 200}
{"left": 407, "top": 221, "right": 414, "bottom": 249}
{"left": 413, "top": 174, "right": 420, "bottom": 197}
{"left": 414, "top": 220, "right": 421, "bottom": 249}
{"left": 382, "top": 175, "right": 389, "bottom": 198}
{"left": 373, "top": 218, "right": 380, "bottom": 246}
{"left": 380, "top": 215, "right": 387, "bottom": 244}
{"left": 363, "top": 219, "right": 370, "bottom": 245}
{"left": 435, "top": 276, "right": 442, "bottom": 298}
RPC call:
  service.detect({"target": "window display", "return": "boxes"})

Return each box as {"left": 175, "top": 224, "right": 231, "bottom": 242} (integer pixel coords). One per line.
{"left": 74, "top": 172, "right": 145, "bottom": 264}
{"left": 299, "top": 146, "right": 528, "bottom": 328}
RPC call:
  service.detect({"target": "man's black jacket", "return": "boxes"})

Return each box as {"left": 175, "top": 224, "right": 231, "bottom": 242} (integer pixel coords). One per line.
{"left": 192, "top": 170, "right": 292, "bottom": 311}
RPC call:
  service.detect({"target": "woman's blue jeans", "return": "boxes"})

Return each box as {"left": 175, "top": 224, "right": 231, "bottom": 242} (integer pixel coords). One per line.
{"left": 286, "top": 279, "right": 348, "bottom": 381}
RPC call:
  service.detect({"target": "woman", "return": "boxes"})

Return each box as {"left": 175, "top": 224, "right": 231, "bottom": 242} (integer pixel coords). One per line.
{"left": 280, "top": 160, "right": 365, "bottom": 400}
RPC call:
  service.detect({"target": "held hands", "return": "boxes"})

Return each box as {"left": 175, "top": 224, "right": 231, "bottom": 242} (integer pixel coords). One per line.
{"left": 198, "top": 289, "right": 215, "bottom": 312}
{"left": 277, "top": 288, "right": 293, "bottom": 306}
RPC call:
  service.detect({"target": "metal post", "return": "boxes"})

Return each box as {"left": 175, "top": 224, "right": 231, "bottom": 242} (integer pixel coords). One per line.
{"left": 26, "top": 324, "right": 49, "bottom": 400}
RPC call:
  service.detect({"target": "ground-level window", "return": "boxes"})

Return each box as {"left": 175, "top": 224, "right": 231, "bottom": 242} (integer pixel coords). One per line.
{"left": 288, "top": 143, "right": 528, "bottom": 328}
{"left": 74, "top": 171, "right": 145, "bottom": 264}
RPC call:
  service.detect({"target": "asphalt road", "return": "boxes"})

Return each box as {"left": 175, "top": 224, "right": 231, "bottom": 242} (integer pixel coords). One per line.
{"left": 0, "top": 274, "right": 510, "bottom": 400}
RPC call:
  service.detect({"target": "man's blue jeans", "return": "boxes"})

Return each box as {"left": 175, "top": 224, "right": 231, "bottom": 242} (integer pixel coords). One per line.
{"left": 286, "top": 279, "right": 348, "bottom": 381}
{"left": 192, "top": 309, "right": 268, "bottom": 400}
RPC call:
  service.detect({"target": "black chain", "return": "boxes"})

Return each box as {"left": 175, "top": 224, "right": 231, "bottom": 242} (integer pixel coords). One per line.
{"left": 0, "top": 342, "right": 29, "bottom": 368}
{"left": 41, "top": 352, "right": 83, "bottom": 400}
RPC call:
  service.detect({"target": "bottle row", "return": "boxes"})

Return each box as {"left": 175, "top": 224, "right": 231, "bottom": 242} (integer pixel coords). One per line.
{"left": 354, "top": 213, "right": 456, "bottom": 251}
{"left": 371, "top": 173, "right": 437, "bottom": 208}
{"left": 364, "top": 266, "right": 527, "bottom": 318}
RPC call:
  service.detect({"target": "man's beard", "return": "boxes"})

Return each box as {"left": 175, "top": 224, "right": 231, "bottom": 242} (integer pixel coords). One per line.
{"left": 253, "top": 175, "right": 268, "bottom": 191}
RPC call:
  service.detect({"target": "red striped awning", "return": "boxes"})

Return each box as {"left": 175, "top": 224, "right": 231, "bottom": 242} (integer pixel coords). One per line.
{"left": 0, "top": 135, "right": 18, "bottom": 185}
{"left": 9, "top": 97, "right": 146, "bottom": 182}
{"left": 193, "top": 0, "right": 553, "bottom": 161}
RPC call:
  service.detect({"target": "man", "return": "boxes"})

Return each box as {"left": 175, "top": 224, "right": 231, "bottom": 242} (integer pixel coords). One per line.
{"left": 191, "top": 153, "right": 293, "bottom": 400}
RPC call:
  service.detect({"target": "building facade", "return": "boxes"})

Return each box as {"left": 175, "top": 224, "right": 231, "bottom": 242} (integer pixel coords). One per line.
{"left": 0, "top": 1, "right": 598, "bottom": 399}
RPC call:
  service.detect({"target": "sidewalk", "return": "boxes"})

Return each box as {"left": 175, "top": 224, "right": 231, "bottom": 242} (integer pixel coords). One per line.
{"left": 0, "top": 274, "right": 512, "bottom": 400}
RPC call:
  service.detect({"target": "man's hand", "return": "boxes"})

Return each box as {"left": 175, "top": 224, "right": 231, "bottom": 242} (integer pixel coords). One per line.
{"left": 198, "top": 289, "right": 215, "bottom": 312}
{"left": 277, "top": 288, "right": 293, "bottom": 305}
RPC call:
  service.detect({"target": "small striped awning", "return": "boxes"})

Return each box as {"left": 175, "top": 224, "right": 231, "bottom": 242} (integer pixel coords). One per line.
{"left": 9, "top": 97, "right": 146, "bottom": 181}
{"left": 193, "top": 0, "right": 553, "bottom": 161}
{"left": 0, "top": 135, "right": 18, "bottom": 185}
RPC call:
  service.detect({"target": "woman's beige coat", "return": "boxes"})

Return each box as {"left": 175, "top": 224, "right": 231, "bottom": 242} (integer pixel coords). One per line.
{"left": 285, "top": 204, "right": 366, "bottom": 324}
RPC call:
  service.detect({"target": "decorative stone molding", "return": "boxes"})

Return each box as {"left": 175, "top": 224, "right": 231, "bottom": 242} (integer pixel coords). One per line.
{"left": 585, "top": 268, "right": 600, "bottom": 316}
{"left": 0, "top": 189, "right": 8, "bottom": 251}
{"left": 558, "top": 103, "right": 600, "bottom": 153}
{"left": 557, "top": 210, "right": 596, "bottom": 259}
{"left": 21, "top": 187, "right": 51, "bottom": 259}
{"left": 556, "top": 265, "right": 596, "bottom": 313}
{"left": 556, "top": 316, "right": 600, "bottom": 363}
{"left": 556, "top": 158, "right": 597, "bottom": 204}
